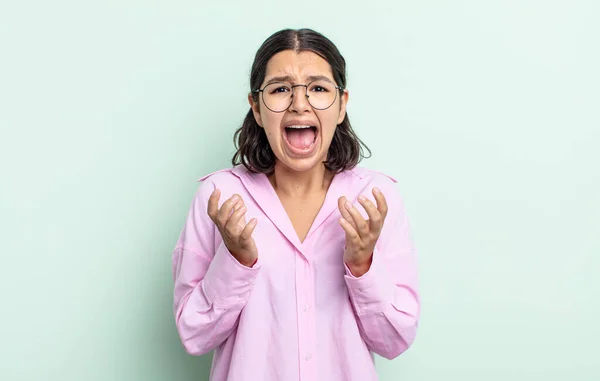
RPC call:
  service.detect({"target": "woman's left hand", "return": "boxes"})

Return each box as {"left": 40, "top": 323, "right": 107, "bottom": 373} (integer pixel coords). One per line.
{"left": 338, "top": 188, "right": 388, "bottom": 277}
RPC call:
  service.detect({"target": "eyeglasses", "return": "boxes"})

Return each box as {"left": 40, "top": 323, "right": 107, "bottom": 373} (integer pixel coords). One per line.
{"left": 252, "top": 79, "right": 344, "bottom": 113}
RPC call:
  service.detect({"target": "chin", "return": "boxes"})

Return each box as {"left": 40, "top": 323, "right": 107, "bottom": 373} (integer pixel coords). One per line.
{"left": 277, "top": 152, "right": 328, "bottom": 173}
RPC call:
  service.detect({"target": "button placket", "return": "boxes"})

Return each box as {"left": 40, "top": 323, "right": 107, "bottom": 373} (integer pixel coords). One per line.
{"left": 296, "top": 250, "right": 317, "bottom": 380}
{"left": 304, "top": 258, "right": 317, "bottom": 379}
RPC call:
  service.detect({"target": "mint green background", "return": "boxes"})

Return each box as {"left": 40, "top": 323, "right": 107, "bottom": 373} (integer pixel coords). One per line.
{"left": 1, "top": 1, "right": 599, "bottom": 380}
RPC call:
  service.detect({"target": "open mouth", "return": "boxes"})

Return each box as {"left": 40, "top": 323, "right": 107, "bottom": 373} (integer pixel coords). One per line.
{"left": 284, "top": 125, "right": 318, "bottom": 151}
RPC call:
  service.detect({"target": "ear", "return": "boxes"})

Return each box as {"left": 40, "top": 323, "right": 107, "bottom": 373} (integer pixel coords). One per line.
{"left": 248, "top": 93, "right": 264, "bottom": 128}
{"left": 336, "top": 89, "right": 349, "bottom": 125}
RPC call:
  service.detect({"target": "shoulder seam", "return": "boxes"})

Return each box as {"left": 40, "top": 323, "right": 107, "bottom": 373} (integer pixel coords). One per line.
{"left": 197, "top": 167, "right": 234, "bottom": 182}
{"left": 349, "top": 167, "right": 398, "bottom": 183}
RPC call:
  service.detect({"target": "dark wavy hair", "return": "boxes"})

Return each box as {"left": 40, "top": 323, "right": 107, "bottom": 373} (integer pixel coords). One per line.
{"left": 231, "top": 28, "right": 371, "bottom": 176}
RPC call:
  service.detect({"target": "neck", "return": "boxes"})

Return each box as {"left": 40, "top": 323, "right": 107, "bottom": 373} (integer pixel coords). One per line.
{"left": 268, "top": 162, "right": 334, "bottom": 198}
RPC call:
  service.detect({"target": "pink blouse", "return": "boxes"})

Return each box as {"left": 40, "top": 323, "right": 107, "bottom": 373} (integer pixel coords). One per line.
{"left": 172, "top": 165, "right": 420, "bottom": 381}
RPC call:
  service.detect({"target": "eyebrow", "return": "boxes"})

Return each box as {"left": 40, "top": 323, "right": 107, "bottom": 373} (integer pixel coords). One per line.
{"left": 264, "top": 74, "right": 335, "bottom": 85}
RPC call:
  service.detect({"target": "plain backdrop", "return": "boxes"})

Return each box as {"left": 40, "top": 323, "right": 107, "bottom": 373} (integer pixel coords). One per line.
{"left": 1, "top": 1, "right": 598, "bottom": 380}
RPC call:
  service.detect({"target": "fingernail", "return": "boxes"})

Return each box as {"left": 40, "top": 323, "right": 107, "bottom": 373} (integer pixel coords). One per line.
{"left": 358, "top": 195, "right": 366, "bottom": 202}
{"left": 232, "top": 194, "right": 239, "bottom": 201}
{"left": 373, "top": 187, "right": 381, "bottom": 194}
{"left": 345, "top": 201, "right": 352, "bottom": 210}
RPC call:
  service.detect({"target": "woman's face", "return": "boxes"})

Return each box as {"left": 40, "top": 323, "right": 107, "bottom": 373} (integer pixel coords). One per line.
{"left": 249, "top": 50, "right": 349, "bottom": 174}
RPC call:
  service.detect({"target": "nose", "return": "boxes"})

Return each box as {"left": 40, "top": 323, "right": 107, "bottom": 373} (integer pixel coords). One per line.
{"left": 288, "top": 85, "right": 311, "bottom": 113}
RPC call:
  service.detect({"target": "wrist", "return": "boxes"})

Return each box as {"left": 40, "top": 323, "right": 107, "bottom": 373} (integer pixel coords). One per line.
{"left": 230, "top": 250, "right": 258, "bottom": 268}
{"left": 345, "top": 255, "right": 373, "bottom": 277}
{"left": 247, "top": 257, "right": 258, "bottom": 268}
{"left": 239, "top": 257, "right": 258, "bottom": 268}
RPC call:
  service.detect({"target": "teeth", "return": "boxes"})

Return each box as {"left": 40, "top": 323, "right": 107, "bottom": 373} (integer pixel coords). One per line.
{"left": 286, "top": 125, "right": 314, "bottom": 129}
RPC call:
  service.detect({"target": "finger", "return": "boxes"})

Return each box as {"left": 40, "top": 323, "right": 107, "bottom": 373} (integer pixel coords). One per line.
{"left": 240, "top": 218, "right": 258, "bottom": 241}
{"left": 207, "top": 189, "right": 221, "bottom": 222}
{"left": 358, "top": 194, "right": 383, "bottom": 234}
{"left": 217, "top": 194, "right": 241, "bottom": 228}
{"left": 373, "top": 187, "right": 388, "bottom": 221}
{"left": 339, "top": 217, "right": 362, "bottom": 246}
{"left": 233, "top": 199, "right": 247, "bottom": 224}
{"left": 344, "top": 201, "right": 370, "bottom": 238}
{"left": 225, "top": 204, "right": 247, "bottom": 234}
{"left": 338, "top": 196, "right": 356, "bottom": 229}
{"left": 233, "top": 199, "right": 244, "bottom": 211}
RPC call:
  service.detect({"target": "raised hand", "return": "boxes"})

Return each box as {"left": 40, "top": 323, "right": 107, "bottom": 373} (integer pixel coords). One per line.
{"left": 338, "top": 187, "right": 388, "bottom": 276}
{"left": 207, "top": 189, "right": 258, "bottom": 267}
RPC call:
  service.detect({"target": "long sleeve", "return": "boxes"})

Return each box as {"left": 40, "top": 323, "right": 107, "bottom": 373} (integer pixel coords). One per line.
{"left": 172, "top": 180, "right": 261, "bottom": 356}
{"left": 344, "top": 184, "right": 420, "bottom": 360}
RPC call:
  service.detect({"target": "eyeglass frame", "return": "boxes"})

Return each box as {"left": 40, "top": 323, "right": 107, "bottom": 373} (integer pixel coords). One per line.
{"left": 252, "top": 79, "right": 345, "bottom": 113}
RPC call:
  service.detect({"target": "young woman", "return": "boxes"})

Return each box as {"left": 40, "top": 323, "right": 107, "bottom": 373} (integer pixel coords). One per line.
{"left": 172, "top": 28, "right": 420, "bottom": 381}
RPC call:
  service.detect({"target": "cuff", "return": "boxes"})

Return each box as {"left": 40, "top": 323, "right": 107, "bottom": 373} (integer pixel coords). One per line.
{"left": 202, "top": 241, "right": 261, "bottom": 309}
{"left": 344, "top": 247, "right": 393, "bottom": 315}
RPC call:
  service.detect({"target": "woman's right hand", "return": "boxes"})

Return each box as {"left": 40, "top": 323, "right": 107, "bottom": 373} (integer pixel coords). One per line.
{"left": 207, "top": 189, "right": 258, "bottom": 267}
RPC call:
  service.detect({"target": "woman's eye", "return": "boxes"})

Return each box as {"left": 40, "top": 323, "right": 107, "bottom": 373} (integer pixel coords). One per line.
{"left": 272, "top": 86, "right": 290, "bottom": 93}
{"left": 311, "top": 86, "right": 328, "bottom": 92}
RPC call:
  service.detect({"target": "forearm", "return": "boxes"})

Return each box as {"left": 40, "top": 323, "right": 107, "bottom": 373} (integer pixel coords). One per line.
{"left": 173, "top": 243, "right": 260, "bottom": 355}
{"left": 345, "top": 247, "right": 419, "bottom": 359}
